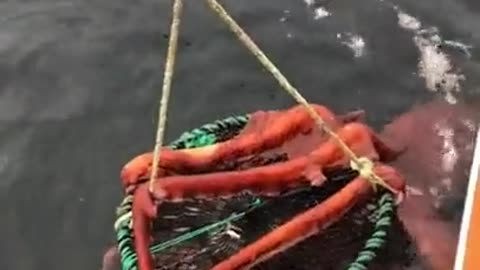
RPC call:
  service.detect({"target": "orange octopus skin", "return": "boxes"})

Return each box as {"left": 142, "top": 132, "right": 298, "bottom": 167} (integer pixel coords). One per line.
{"left": 120, "top": 104, "right": 348, "bottom": 191}
{"left": 132, "top": 185, "right": 157, "bottom": 270}
{"left": 127, "top": 119, "right": 406, "bottom": 270}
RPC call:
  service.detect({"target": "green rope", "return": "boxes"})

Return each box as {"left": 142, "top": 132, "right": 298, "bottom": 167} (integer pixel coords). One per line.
{"left": 347, "top": 192, "right": 395, "bottom": 270}
{"left": 150, "top": 198, "right": 263, "bottom": 254}
{"left": 170, "top": 115, "right": 249, "bottom": 149}
{"left": 114, "top": 114, "right": 396, "bottom": 270}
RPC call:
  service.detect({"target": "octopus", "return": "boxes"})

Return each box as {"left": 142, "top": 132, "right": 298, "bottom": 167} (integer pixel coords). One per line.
{"left": 102, "top": 98, "right": 478, "bottom": 270}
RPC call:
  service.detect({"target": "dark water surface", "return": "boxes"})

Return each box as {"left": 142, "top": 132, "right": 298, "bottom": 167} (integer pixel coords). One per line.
{"left": 0, "top": 0, "right": 479, "bottom": 269}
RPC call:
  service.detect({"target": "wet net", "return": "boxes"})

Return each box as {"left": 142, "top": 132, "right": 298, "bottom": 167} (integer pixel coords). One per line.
{"left": 114, "top": 115, "right": 413, "bottom": 270}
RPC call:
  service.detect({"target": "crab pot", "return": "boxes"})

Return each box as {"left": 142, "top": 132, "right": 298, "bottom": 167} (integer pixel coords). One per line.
{"left": 114, "top": 115, "right": 415, "bottom": 270}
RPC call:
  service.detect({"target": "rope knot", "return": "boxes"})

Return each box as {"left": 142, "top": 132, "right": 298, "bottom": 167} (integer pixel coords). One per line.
{"left": 350, "top": 157, "right": 401, "bottom": 197}
{"left": 350, "top": 157, "right": 374, "bottom": 179}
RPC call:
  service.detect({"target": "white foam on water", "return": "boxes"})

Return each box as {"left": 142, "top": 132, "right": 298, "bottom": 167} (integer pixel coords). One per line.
{"left": 398, "top": 12, "right": 421, "bottom": 31}
{"left": 313, "top": 7, "right": 331, "bottom": 20}
{"left": 444, "top": 40, "right": 473, "bottom": 58}
{"left": 395, "top": 9, "right": 468, "bottom": 104}
{"left": 302, "top": 0, "right": 331, "bottom": 20}
{"left": 462, "top": 119, "right": 477, "bottom": 132}
{"left": 338, "top": 33, "right": 366, "bottom": 58}
{"left": 303, "top": 0, "right": 315, "bottom": 7}
{"left": 415, "top": 34, "right": 464, "bottom": 104}
{"left": 302, "top": 0, "right": 368, "bottom": 58}
{"left": 434, "top": 121, "right": 459, "bottom": 174}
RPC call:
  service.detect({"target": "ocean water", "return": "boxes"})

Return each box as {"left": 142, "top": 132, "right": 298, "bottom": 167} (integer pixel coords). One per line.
{"left": 0, "top": 0, "right": 479, "bottom": 269}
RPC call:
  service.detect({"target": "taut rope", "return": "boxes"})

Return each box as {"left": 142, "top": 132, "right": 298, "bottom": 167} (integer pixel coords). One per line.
{"left": 149, "top": 0, "right": 184, "bottom": 193}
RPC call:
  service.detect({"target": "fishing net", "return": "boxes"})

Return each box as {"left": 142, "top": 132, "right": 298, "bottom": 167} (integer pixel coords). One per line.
{"left": 114, "top": 115, "right": 413, "bottom": 270}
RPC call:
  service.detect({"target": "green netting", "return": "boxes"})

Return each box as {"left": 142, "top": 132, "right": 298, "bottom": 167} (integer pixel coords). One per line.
{"left": 114, "top": 114, "right": 396, "bottom": 270}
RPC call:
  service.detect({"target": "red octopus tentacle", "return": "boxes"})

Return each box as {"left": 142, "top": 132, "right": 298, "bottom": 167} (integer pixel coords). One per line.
{"left": 132, "top": 185, "right": 158, "bottom": 270}
{"left": 150, "top": 157, "right": 313, "bottom": 201}
{"left": 308, "top": 122, "right": 404, "bottom": 165}
{"left": 216, "top": 104, "right": 340, "bottom": 160}
{"left": 309, "top": 123, "right": 382, "bottom": 167}
{"left": 337, "top": 109, "right": 366, "bottom": 124}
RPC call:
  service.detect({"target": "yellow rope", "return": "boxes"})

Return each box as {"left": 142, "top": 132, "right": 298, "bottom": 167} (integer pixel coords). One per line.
{"left": 149, "top": 0, "right": 184, "bottom": 193}
{"left": 205, "top": 0, "right": 398, "bottom": 194}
